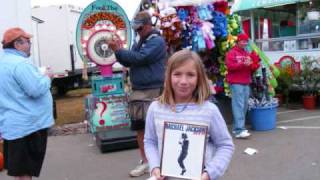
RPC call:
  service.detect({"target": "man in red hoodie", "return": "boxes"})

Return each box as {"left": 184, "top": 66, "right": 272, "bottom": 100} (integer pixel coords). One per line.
{"left": 226, "top": 33, "right": 252, "bottom": 139}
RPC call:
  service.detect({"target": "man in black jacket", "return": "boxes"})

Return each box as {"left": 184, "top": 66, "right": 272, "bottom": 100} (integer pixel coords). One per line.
{"left": 108, "top": 11, "right": 166, "bottom": 177}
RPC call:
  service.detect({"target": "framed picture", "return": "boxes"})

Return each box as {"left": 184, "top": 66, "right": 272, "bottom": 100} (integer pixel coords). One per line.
{"left": 160, "top": 121, "right": 208, "bottom": 180}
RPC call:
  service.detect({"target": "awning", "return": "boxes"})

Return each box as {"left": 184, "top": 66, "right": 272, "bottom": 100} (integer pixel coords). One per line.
{"left": 232, "top": 0, "right": 308, "bottom": 12}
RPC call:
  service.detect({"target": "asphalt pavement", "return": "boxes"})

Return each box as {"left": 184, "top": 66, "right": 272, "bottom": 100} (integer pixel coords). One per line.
{"left": 1, "top": 107, "right": 320, "bottom": 180}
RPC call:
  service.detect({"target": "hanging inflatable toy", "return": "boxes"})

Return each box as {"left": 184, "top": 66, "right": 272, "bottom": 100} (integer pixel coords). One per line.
{"left": 249, "top": 42, "right": 280, "bottom": 79}
{"left": 248, "top": 40, "right": 280, "bottom": 97}
{"left": 76, "top": 0, "right": 132, "bottom": 77}
{"left": 211, "top": 11, "right": 228, "bottom": 38}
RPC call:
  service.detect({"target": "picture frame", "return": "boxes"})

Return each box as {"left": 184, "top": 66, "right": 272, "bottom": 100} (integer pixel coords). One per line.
{"left": 160, "top": 121, "right": 208, "bottom": 180}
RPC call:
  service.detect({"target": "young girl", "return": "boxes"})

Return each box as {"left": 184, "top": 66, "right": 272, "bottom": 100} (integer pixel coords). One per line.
{"left": 144, "top": 49, "right": 234, "bottom": 180}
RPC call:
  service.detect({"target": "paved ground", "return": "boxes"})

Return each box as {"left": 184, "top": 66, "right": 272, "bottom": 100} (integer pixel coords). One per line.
{"left": 1, "top": 107, "right": 320, "bottom": 180}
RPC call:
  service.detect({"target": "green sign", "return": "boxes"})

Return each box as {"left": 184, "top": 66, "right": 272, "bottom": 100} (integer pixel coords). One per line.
{"left": 232, "top": 0, "right": 308, "bottom": 12}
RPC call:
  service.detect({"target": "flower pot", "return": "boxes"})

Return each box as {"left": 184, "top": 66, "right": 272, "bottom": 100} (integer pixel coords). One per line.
{"left": 302, "top": 95, "right": 317, "bottom": 110}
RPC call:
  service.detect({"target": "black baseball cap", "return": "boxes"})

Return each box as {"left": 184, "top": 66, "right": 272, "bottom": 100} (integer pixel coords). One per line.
{"left": 131, "top": 11, "right": 152, "bottom": 30}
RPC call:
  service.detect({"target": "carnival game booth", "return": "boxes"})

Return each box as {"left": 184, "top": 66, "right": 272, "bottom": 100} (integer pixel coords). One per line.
{"left": 77, "top": 0, "right": 281, "bottom": 153}
{"left": 156, "top": 0, "right": 279, "bottom": 129}
{"left": 76, "top": 0, "right": 138, "bottom": 152}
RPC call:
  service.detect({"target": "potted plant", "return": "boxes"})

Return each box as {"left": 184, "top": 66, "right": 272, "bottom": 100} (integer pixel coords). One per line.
{"left": 297, "top": 56, "right": 320, "bottom": 109}
{"left": 275, "top": 66, "right": 297, "bottom": 107}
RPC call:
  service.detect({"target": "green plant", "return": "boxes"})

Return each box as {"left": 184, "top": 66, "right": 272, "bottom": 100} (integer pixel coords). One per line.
{"left": 297, "top": 56, "right": 320, "bottom": 96}
{"left": 276, "top": 66, "right": 297, "bottom": 107}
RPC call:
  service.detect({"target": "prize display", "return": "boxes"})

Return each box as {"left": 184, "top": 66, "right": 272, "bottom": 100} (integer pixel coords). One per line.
{"left": 157, "top": 0, "right": 279, "bottom": 98}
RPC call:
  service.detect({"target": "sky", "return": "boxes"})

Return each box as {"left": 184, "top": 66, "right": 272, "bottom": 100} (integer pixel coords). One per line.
{"left": 31, "top": 0, "right": 94, "bottom": 7}
{"left": 31, "top": 0, "right": 141, "bottom": 19}
{"left": 31, "top": 0, "right": 238, "bottom": 7}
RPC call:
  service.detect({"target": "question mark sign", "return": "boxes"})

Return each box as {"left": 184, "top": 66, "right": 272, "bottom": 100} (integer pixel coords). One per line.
{"left": 96, "top": 101, "right": 107, "bottom": 126}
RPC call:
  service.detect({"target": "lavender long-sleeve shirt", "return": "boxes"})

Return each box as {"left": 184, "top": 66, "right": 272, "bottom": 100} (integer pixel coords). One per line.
{"left": 144, "top": 101, "right": 234, "bottom": 180}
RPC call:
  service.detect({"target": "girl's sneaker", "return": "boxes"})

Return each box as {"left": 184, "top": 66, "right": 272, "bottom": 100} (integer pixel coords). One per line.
{"left": 129, "top": 161, "right": 149, "bottom": 177}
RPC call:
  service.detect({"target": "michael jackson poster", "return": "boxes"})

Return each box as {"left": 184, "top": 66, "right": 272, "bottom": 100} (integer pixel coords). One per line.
{"left": 160, "top": 121, "right": 208, "bottom": 179}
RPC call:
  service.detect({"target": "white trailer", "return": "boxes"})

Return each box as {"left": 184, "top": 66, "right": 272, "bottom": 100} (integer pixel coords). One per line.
{"left": 0, "top": 0, "right": 39, "bottom": 62}
{"left": 0, "top": 0, "right": 32, "bottom": 40}
{"left": 32, "top": 5, "right": 99, "bottom": 95}
{"left": 232, "top": 0, "right": 320, "bottom": 65}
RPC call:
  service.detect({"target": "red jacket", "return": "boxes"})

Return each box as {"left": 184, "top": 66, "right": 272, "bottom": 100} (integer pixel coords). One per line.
{"left": 225, "top": 46, "right": 253, "bottom": 85}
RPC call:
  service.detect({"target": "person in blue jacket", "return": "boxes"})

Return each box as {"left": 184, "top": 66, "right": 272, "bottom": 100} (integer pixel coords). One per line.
{"left": 108, "top": 11, "right": 167, "bottom": 177}
{"left": 0, "top": 27, "right": 54, "bottom": 180}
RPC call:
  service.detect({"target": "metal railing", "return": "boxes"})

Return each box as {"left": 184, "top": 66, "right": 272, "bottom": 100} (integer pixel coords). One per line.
{"left": 255, "top": 33, "right": 320, "bottom": 52}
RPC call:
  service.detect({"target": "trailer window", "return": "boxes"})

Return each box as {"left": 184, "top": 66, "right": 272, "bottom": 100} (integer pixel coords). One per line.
{"left": 298, "top": 3, "right": 320, "bottom": 34}
{"left": 252, "top": 4, "right": 297, "bottom": 39}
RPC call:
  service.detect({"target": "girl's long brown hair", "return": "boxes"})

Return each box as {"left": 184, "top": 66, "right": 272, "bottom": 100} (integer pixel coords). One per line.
{"left": 159, "top": 49, "right": 211, "bottom": 106}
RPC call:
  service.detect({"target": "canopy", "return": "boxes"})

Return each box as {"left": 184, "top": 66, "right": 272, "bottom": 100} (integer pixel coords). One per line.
{"left": 158, "top": 0, "right": 217, "bottom": 7}
{"left": 232, "top": 0, "right": 308, "bottom": 12}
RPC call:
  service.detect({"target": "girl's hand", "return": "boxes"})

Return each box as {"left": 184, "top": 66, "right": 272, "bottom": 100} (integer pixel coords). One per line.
{"left": 201, "top": 171, "right": 210, "bottom": 180}
{"left": 151, "top": 167, "right": 165, "bottom": 180}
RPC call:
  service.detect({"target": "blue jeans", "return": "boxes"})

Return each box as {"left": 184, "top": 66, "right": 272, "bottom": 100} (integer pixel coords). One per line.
{"left": 230, "top": 84, "right": 250, "bottom": 134}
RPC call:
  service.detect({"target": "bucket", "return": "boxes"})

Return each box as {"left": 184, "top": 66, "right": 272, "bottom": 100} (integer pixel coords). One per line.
{"left": 249, "top": 104, "right": 277, "bottom": 131}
